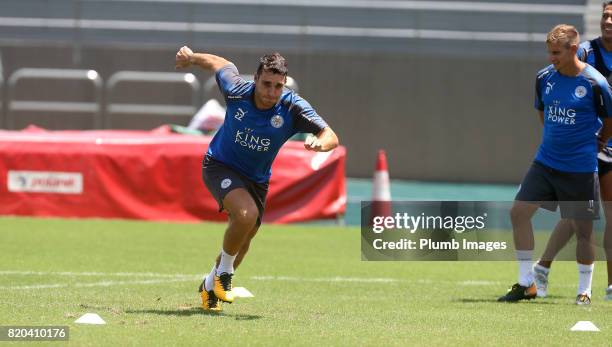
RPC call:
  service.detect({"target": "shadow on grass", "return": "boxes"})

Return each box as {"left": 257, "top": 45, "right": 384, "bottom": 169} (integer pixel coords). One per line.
{"left": 456, "top": 298, "right": 556, "bottom": 305}
{"left": 125, "top": 308, "right": 262, "bottom": 320}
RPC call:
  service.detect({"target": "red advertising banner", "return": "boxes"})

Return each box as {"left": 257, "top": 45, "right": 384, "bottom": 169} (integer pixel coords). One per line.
{"left": 0, "top": 126, "right": 346, "bottom": 223}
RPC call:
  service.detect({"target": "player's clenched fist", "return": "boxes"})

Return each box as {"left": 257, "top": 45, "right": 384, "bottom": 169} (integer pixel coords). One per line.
{"left": 304, "top": 134, "right": 323, "bottom": 152}
{"left": 175, "top": 46, "right": 194, "bottom": 69}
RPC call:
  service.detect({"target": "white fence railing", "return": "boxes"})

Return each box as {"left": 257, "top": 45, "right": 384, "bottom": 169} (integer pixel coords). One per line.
{"left": 1, "top": 68, "right": 201, "bottom": 130}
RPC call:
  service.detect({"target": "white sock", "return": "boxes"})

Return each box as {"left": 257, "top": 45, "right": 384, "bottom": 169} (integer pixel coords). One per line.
{"left": 516, "top": 250, "right": 534, "bottom": 287}
{"left": 533, "top": 262, "right": 550, "bottom": 274}
{"left": 577, "top": 263, "right": 594, "bottom": 296}
{"left": 204, "top": 264, "right": 216, "bottom": 292}
{"left": 216, "top": 249, "right": 236, "bottom": 275}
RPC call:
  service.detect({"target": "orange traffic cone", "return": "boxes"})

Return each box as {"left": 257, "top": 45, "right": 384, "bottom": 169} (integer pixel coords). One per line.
{"left": 370, "top": 150, "right": 392, "bottom": 223}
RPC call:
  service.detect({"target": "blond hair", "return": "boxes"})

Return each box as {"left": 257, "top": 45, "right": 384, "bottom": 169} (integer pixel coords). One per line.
{"left": 546, "top": 24, "right": 580, "bottom": 47}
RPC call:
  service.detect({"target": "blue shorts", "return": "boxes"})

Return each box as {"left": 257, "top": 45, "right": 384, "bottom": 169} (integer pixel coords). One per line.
{"left": 515, "top": 161, "right": 600, "bottom": 220}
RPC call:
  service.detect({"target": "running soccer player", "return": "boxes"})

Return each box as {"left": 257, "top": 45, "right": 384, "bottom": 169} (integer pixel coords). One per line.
{"left": 175, "top": 47, "right": 339, "bottom": 311}
{"left": 497, "top": 24, "right": 612, "bottom": 304}
{"left": 532, "top": 3, "right": 612, "bottom": 303}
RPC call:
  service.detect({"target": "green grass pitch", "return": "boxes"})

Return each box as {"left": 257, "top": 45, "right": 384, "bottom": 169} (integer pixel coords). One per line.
{"left": 0, "top": 217, "right": 610, "bottom": 346}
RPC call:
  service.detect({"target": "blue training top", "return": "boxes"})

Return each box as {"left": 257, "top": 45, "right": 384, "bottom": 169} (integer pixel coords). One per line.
{"left": 578, "top": 38, "right": 612, "bottom": 147}
{"left": 578, "top": 38, "right": 612, "bottom": 76}
{"left": 534, "top": 64, "right": 612, "bottom": 172}
{"left": 207, "top": 64, "right": 328, "bottom": 183}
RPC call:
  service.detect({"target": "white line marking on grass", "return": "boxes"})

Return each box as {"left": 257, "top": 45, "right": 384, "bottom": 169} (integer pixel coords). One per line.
{"left": 250, "top": 276, "right": 399, "bottom": 283}
{"left": 74, "top": 278, "right": 198, "bottom": 287}
{"left": 0, "top": 283, "right": 68, "bottom": 290}
{"left": 0, "top": 271, "right": 404, "bottom": 284}
{"left": 457, "top": 280, "right": 578, "bottom": 288}
{"left": 0, "top": 270, "right": 197, "bottom": 278}
{"left": 0, "top": 270, "right": 580, "bottom": 289}
{"left": 458, "top": 280, "right": 503, "bottom": 286}
{"left": 0, "top": 278, "right": 199, "bottom": 290}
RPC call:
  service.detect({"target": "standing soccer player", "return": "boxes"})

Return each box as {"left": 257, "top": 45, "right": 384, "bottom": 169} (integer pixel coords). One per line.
{"left": 532, "top": 2, "right": 612, "bottom": 303}
{"left": 497, "top": 24, "right": 612, "bottom": 304}
{"left": 175, "top": 47, "right": 339, "bottom": 311}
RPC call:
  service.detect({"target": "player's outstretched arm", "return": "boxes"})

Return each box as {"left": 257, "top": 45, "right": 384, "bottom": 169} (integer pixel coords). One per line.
{"left": 175, "top": 46, "right": 231, "bottom": 72}
{"left": 304, "top": 127, "right": 339, "bottom": 152}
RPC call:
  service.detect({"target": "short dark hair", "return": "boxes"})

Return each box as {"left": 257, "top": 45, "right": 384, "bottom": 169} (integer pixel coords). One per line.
{"left": 256, "top": 53, "right": 288, "bottom": 77}
{"left": 604, "top": 1, "right": 612, "bottom": 9}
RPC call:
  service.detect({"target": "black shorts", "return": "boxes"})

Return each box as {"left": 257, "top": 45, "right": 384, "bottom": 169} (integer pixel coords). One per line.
{"left": 202, "top": 154, "right": 268, "bottom": 226}
{"left": 598, "top": 147, "right": 612, "bottom": 177}
{"left": 515, "top": 161, "right": 600, "bottom": 220}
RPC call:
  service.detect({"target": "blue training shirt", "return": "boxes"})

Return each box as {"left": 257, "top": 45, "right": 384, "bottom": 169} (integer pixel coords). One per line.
{"left": 578, "top": 38, "right": 612, "bottom": 74}
{"left": 578, "top": 38, "right": 612, "bottom": 147}
{"left": 534, "top": 64, "right": 612, "bottom": 172}
{"left": 207, "top": 64, "right": 328, "bottom": 183}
